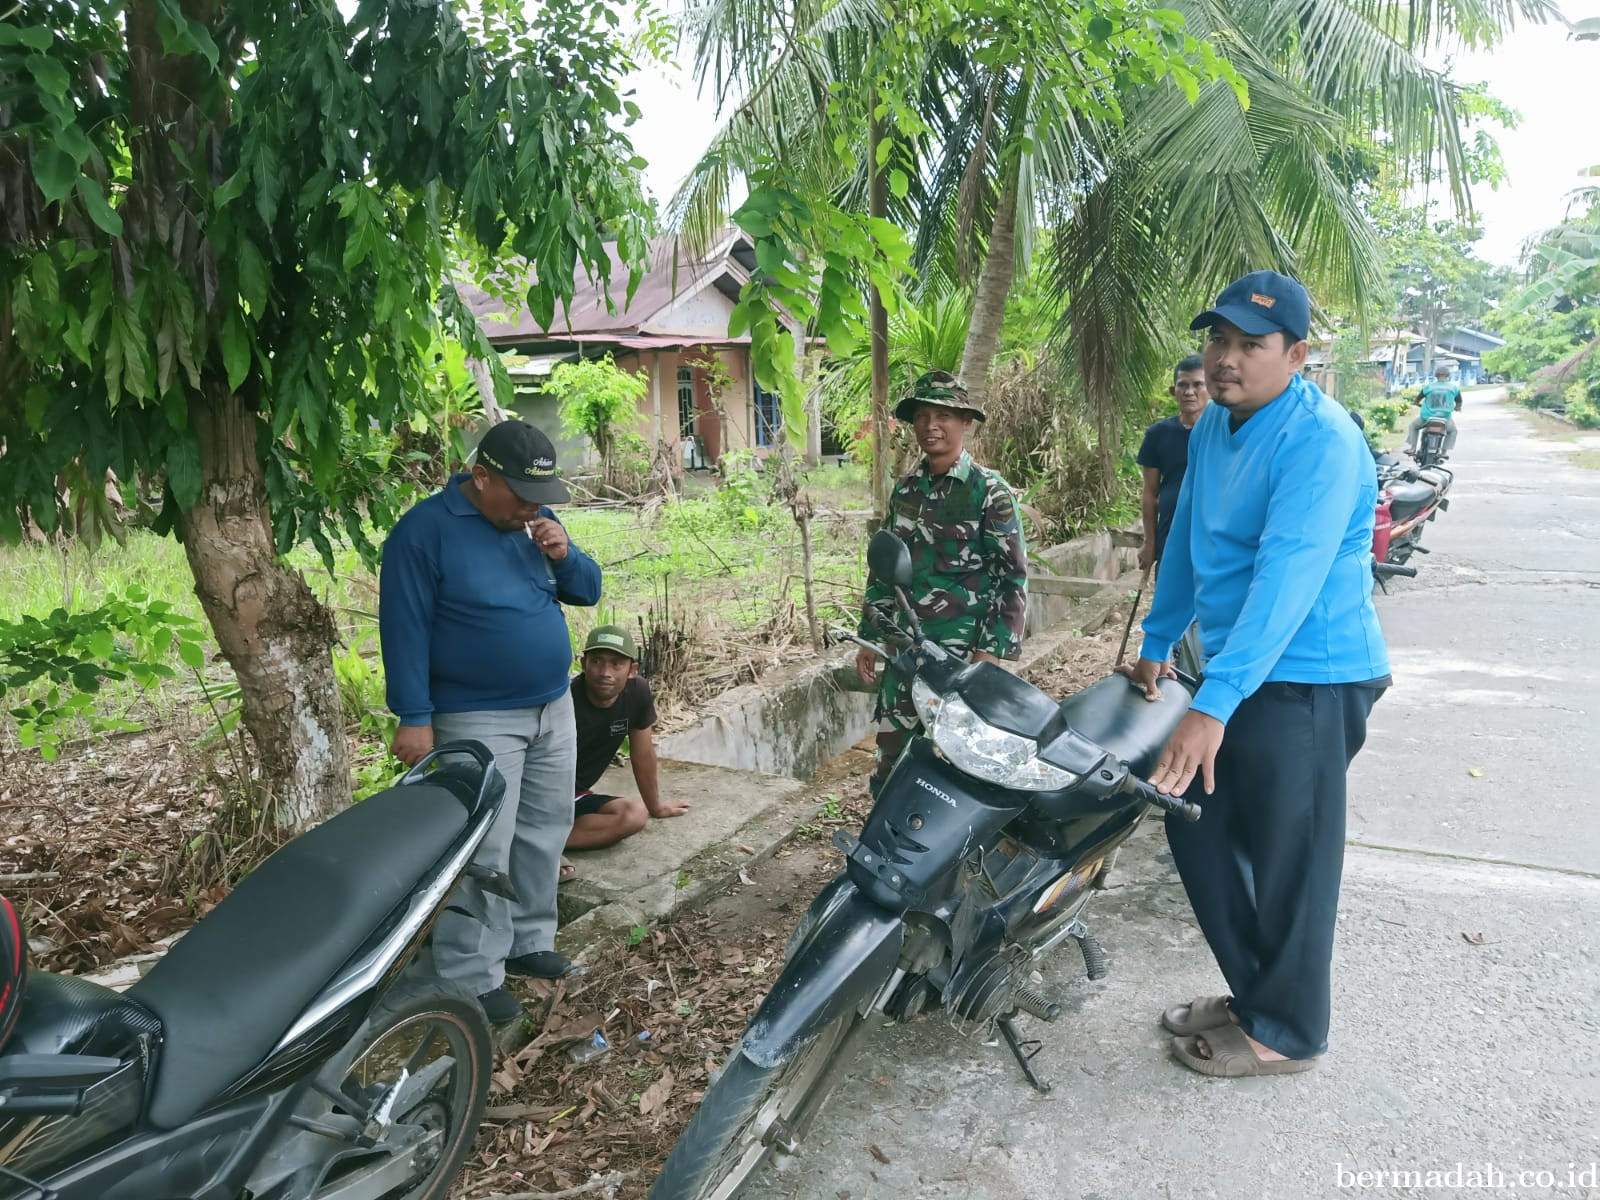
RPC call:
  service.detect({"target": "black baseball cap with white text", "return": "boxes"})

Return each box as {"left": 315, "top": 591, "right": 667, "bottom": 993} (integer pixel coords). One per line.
{"left": 474, "top": 420, "right": 571, "bottom": 505}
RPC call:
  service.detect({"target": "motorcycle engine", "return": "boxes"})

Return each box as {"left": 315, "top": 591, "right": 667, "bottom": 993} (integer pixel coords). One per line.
{"left": 944, "top": 943, "right": 1030, "bottom": 1034}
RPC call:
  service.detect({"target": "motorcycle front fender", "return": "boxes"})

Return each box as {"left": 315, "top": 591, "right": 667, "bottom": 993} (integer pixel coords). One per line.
{"left": 741, "top": 881, "right": 903, "bottom": 1070}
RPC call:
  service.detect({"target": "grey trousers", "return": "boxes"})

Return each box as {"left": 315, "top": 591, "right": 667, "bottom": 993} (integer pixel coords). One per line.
{"left": 431, "top": 694, "right": 576, "bottom": 995}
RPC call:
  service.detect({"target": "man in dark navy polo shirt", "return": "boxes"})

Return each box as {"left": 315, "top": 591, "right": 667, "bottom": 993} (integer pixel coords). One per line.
{"left": 1137, "top": 355, "right": 1209, "bottom": 571}
{"left": 379, "top": 420, "right": 601, "bottom": 1025}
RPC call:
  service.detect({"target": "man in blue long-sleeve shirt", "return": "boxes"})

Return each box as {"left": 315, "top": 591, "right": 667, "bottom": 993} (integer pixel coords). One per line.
{"left": 380, "top": 420, "right": 601, "bottom": 1025}
{"left": 1123, "top": 271, "right": 1391, "bottom": 1078}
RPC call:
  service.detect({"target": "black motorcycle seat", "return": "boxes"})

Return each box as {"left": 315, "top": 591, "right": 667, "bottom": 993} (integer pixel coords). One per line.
{"left": 129, "top": 781, "right": 470, "bottom": 1129}
{"left": 1055, "top": 674, "right": 1191, "bottom": 778}
{"left": 6, "top": 970, "right": 160, "bottom": 1057}
{"left": 1386, "top": 478, "right": 1436, "bottom": 518}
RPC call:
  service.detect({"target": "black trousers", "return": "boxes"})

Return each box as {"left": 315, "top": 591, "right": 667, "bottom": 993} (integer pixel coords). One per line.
{"left": 1166, "top": 680, "right": 1384, "bottom": 1059}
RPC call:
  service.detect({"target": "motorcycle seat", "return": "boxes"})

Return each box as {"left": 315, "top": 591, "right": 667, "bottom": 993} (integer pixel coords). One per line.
{"left": 1054, "top": 674, "right": 1191, "bottom": 779}
{"left": 1386, "top": 478, "right": 1437, "bottom": 519}
{"left": 129, "top": 780, "right": 471, "bottom": 1129}
{"left": 5, "top": 970, "right": 161, "bottom": 1058}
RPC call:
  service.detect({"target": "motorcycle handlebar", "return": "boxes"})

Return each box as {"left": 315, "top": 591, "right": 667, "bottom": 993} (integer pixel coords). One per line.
{"left": 1127, "top": 775, "right": 1202, "bottom": 822}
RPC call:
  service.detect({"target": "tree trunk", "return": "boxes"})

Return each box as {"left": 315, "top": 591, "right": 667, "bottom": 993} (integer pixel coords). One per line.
{"left": 466, "top": 356, "right": 509, "bottom": 424}
{"left": 960, "top": 152, "right": 1021, "bottom": 414}
{"left": 796, "top": 499, "right": 822, "bottom": 652}
{"left": 868, "top": 101, "right": 891, "bottom": 522}
{"left": 179, "top": 393, "right": 351, "bottom": 831}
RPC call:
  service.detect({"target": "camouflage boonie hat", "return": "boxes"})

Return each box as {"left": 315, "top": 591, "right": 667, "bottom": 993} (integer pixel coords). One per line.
{"left": 893, "top": 370, "right": 986, "bottom": 424}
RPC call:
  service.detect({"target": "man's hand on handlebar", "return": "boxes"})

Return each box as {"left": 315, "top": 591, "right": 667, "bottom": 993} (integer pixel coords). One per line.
{"left": 1149, "top": 710, "right": 1225, "bottom": 797}
{"left": 1116, "top": 655, "right": 1177, "bottom": 702}
{"left": 854, "top": 645, "right": 880, "bottom": 686}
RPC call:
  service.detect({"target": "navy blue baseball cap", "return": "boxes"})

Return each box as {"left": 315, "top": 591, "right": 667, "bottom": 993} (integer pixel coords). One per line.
{"left": 1190, "top": 270, "right": 1311, "bottom": 342}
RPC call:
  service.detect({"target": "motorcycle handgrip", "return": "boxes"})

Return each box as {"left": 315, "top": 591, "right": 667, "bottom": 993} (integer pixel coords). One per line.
{"left": 1374, "top": 562, "right": 1418, "bottom": 579}
{"left": 1129, "top": 776, "right": 1202, "bottom": 822}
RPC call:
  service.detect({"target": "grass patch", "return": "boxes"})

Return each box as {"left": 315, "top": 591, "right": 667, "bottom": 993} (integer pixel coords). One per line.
{"left": 1, "top": 476, "right": 873, "bottom": 757}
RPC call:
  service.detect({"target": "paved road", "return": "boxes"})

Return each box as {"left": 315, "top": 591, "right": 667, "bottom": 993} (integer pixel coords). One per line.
{"left": 744, "top": 391, "right": 1600, "bottom": 1200}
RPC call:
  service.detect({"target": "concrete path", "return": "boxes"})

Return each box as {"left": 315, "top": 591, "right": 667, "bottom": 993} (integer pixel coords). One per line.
{"left": 742, "top": 391, "right": 1600, "bottom": 1200}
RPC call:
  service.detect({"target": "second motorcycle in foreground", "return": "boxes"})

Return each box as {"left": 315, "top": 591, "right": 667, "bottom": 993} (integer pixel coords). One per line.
{"left": 648, "top": 531, "right": 1200, "bottom": 1200}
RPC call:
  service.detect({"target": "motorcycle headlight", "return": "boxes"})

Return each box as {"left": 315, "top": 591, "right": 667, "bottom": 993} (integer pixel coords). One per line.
{"left": 918, "top": 688, "right": 1077, "bottom": 792}
{"left": 911, "top": 678, "right": 943, "bottom": 726}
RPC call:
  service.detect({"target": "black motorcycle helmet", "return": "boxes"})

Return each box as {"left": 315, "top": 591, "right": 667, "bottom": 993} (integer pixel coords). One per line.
{"left": 0, "top": 894, "right": 27, "bottom": 1051}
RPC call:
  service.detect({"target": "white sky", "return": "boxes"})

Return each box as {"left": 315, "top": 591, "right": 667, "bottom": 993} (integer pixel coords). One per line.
{"left": 621, "top": 7, "right": 1600, "bottom": 270}
{"left": 1443, "top": 3, "right": 1600, "bottom": 266}
{"left": 625, "top": 50, "right": 722, "bottom": 215}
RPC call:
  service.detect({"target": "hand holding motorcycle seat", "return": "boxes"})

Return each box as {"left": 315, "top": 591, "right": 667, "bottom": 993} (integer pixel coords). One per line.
{"left": 1050, "top": 674, "right": 1193, "bottom": 780}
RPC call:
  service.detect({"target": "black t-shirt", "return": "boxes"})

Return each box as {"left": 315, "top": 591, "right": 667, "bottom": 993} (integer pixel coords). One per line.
{"left": 571, "top": 675, "right": 657, "bottom": 793}
{"left": 1136, "top": 415, "right": 1194, "bottom": 556}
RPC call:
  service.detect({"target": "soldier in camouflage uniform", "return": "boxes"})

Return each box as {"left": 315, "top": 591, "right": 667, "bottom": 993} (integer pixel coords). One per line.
{"left": 855, "top": 370, "right": 1029, "bottom": 795}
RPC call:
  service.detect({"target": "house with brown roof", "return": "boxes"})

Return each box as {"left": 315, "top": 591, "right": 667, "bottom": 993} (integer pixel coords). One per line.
{"left": 458, "top": 232, "right": 820, "bottom": 467}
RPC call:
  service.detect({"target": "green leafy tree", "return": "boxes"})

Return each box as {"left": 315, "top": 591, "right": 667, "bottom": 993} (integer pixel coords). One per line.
{"left": 546, "top": 355, "right": 648, "bottom": 490}
{"left": 1379, "top": 202, "right": 1509, "bottom": 376}
{"left": 1487, "top": 177, "right": 1600, "bottom": 424}
{"left": 1, "top": 0, "right": 651, "bottom": 827}
{"left": 673, "top": 0, "right": 1543, "bottom": 511}
{"left": 673, "top": 0, "right": 1225, "bottom": 511}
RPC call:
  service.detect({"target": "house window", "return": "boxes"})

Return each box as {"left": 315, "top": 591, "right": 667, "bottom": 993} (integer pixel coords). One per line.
{"left": 676, "top": 366, "right": 696, "bottom": 436}
{"left": 753, "top": 382, "right": 781, "bottom": 448}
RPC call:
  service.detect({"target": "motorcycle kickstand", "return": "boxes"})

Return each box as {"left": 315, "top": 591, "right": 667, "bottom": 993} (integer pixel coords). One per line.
{"left": 996, "top": 1012, "right": 1051, "bottom": 1094}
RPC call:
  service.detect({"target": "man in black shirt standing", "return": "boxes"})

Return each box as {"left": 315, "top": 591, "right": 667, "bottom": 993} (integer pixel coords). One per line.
{"left": 565, "top": 626, "right": 688, "bottom": 857}
{"left": 1137, "top": 355, "right": 1210, "bottom": 571}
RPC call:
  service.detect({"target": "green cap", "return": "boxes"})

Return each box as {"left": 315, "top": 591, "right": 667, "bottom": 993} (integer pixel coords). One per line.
{"left": 583, "top": 624, "right": 639, "bottom": 661}
{"left": 893, "top": 369, "right": 986, "bottom": 423}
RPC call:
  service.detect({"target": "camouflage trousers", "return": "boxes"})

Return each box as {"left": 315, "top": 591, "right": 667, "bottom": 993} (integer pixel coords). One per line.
{"left": 870, "top": 668, "right": 922, "bottom": 797}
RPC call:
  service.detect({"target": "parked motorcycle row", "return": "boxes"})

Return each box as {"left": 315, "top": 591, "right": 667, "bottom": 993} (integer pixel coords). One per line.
{"left": 1371, "top": 437, "right": 1455, "bottom": 590}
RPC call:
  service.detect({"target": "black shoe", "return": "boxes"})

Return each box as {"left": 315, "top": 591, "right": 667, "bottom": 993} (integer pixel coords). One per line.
{"left": 505, "top": 950, "right": 574, "bottom": 979}
{"left": 477, "top": 987, "right": 524, "bottom": 1025}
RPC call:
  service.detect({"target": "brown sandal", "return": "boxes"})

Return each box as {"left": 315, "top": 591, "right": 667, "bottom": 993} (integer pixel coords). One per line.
{"left": 1161, "top": 994, "right": 1233, "bottom": 1037}
{"left": 1170, "top": 1023, "right": 1318, "bottom": 1077}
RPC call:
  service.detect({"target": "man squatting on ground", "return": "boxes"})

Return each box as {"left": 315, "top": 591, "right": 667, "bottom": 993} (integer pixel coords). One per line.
{"left": 564, "top": 624, "right": 689, "bottom": 858}
{"left": 379, "top": 420, "right": 598, "bottom": 1026}
{"left": 854, "top": 370, "right": 1029, "bottom": 796}
{"left": 1123, "top": 270, "right": 1392, "bottom": 1077}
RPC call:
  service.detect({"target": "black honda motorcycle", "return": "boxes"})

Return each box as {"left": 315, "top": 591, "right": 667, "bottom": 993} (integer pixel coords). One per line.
{"left": 648, "top": 533, "right": 1199, "bottom": 1200}
{"left": 0, "top": 742, "right": 506, "bottom": 1200}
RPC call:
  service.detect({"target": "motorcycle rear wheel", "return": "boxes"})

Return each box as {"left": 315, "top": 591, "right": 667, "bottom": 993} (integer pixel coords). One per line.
{"left": 649, "top": 1011, "right": 871, "bottom": 1200}
{"left": 284, "top": 977, "right": 492, "bottom": 1200}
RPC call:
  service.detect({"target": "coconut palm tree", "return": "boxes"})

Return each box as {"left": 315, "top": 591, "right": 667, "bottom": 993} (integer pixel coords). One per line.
{"left": 669, "top": 0, "right": 1557, "bottom": 487}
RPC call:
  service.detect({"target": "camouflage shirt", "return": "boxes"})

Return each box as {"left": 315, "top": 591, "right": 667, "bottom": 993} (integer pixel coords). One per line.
{"left": 859, "top": 451, "right": 1029, "bottom": 726}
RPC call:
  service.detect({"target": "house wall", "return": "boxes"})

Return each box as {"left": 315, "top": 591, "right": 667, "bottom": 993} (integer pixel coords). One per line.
{"left": 622, "top": 348, "right": 762, "bottom": 464}
{"left": 505, "top": 390, "right": 587, "bottom": 467}
{"left": 494, "top": 346, "right": 782, "bottom": 475}
{"left": 648, "top": 286, "right": 741, "bottom": 338}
